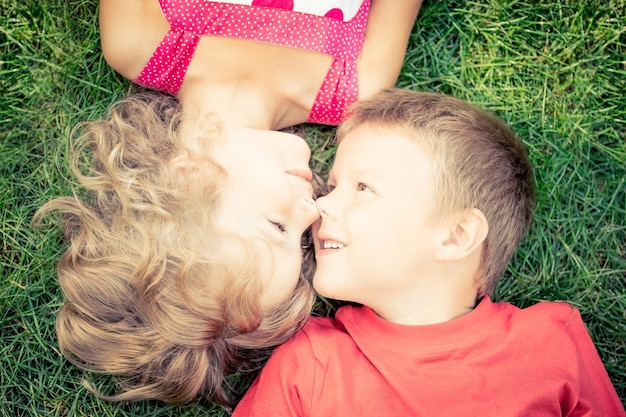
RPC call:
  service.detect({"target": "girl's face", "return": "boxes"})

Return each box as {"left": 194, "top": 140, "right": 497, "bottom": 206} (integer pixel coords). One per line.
{"left": 212, "top": 127, "right": 319, "bottom": 306}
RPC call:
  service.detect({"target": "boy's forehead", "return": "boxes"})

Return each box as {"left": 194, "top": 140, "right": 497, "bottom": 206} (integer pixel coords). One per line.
{"left": 332, "top": 127, "right": 380, "bottom": 169}
{"left": 330, "top": 125, "right": 432, "bottom": 175}
{"left": 335, "top": 124, "right": 416, "bottom": 158}
{"left": 339, "top": 122, "right": 416, "bottom": 143}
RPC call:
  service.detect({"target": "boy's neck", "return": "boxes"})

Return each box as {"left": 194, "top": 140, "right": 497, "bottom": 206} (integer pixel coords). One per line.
{"left": 371, "top": 239, "right": 485, "bottom": 326}
{"left": 370, "top": 269, "right": 481, "bottom": 326}
{"left": 374, "top": 291, "right": 478, "bottom": 326}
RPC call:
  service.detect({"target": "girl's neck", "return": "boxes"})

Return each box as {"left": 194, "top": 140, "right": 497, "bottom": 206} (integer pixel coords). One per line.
{"left": 178, "top": 82, "right": 277, "bottom": 129}
{"left": 178, "top": 72, "right": 312, "bottom": 131}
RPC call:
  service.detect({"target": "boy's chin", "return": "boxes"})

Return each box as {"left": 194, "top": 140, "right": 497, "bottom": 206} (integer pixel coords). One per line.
{"left": 312, "top": 272, "right": 334, "bottom": 299}
{"left": 312, "top": 272, "right": 348, "bottom": 303}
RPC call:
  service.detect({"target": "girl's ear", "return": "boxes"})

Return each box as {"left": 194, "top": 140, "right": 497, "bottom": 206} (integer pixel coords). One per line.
{"left": 434, "top": 208, "right": 488, "bottom": 261}
{"left": 170, "top": 151, "right": 204, "bottom": 188}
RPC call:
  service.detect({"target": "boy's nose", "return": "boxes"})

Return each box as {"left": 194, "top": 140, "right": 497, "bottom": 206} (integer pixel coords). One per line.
{"left": 315, "top": 193, "right": 337, "bottom": 220}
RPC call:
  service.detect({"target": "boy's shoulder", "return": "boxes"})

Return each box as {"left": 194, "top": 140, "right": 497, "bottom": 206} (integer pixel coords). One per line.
{"left": 492, "top": 299, "right": 595, "bottom": 360}
{"left": 501, "top": 299, "right": 582, "bottom": 331}
{"left": 271, "top": 307, "right": 361, "bottom": 363}
{"left": 291, "top": 309, "right": 355, "bottom": 347}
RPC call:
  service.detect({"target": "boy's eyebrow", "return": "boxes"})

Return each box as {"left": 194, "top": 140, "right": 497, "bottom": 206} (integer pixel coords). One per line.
{"left": 327, "top": 165, "right": 376, "bottom": 182}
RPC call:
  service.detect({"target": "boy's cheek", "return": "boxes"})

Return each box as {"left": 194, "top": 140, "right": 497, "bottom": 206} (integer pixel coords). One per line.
{"left": 311, "top": 219, "right": 322, "bottom": 252}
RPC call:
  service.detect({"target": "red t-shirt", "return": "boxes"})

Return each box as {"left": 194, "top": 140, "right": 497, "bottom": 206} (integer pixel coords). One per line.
{"left": 234, "top": 297, "right": 624, "bottom": 417}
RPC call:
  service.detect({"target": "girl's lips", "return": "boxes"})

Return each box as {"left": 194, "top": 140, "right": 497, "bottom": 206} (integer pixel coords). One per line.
{"left": 286, "top": 168, "right": 313, "bottom": 182}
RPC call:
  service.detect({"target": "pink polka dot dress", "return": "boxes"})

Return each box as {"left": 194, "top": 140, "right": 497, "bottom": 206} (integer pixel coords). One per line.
{"left": 135, "top": 0, "right": 370, "bottom": 125}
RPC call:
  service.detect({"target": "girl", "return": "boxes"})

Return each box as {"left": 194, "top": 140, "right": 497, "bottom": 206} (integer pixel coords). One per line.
{"left": 35, "top": 0, "right": 423, "bottom": 408}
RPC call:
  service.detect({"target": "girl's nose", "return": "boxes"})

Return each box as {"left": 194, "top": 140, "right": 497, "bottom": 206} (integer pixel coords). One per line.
{"left": 300, "top": 196, "right": 320, "bottom": 228}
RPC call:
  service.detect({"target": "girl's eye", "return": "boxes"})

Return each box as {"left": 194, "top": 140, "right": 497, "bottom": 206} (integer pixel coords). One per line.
{"left": 269, "top": 221, "right": 287, "bottom": 234}
{"left": 358, "top": 183, "right": 373, "bottom": 192}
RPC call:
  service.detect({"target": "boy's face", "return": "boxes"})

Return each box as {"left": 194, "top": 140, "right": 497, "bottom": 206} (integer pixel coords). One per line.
{"left": 313, "top": 124, "right": 450, "bottom": 313}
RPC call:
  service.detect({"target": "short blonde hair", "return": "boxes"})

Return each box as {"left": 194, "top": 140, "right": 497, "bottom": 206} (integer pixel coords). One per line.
{"left": 336, "top": 88, "right": 535, "bottom": 295}
{"left": 34, "top": 92, "right": 314, "bottom": 406}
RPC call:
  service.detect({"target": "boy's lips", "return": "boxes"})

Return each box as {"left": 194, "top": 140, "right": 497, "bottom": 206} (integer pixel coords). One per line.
{"left": 321, "top": 240, "right": 346, "bottom": 249}
{"left": 315, "top": 231, "right": 347, "bottom": 253}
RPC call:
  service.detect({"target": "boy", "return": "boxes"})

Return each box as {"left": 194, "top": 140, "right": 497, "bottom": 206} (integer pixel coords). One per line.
{"left": 233, "top": 89, "right": 625, "bottom": 416}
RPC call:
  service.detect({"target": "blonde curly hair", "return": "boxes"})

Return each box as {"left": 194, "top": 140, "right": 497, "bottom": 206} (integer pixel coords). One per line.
{"left": 33, "top": 92, "right": 315, "bottom": 406}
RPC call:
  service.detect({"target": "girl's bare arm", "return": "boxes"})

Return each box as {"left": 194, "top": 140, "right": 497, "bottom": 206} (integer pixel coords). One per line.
{"left": 98, "top": 0, "right": 168, "bottom": 80}
{"left": 358, "top": 0, "right": 424, "bottom": 99}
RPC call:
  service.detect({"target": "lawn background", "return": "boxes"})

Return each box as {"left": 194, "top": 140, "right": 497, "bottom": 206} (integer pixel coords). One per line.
{"left": 1, "top": 0, "right": 624, "bottom": 415}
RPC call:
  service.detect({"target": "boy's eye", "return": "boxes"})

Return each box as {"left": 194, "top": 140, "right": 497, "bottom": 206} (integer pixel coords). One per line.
{"left": 358, "top": 183, "right": 373, "bottom": 192}
{"left": 269, "top": 221, "right": 287, "bottom": 233}
{"left": 326, "top": 183, "right": 336, "bottom": 193}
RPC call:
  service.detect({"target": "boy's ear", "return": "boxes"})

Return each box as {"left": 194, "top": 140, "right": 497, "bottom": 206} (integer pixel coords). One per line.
{"left": 434, "top": 208, "right": 488, "bottom": 261}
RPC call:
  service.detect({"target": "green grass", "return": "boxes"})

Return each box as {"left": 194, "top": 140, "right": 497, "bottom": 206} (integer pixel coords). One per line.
{"left": 1, "top": 0, "right": 625, "bottom": 415}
